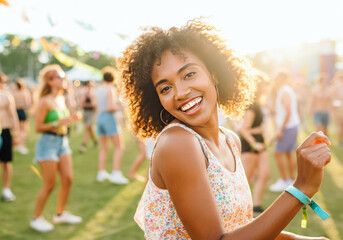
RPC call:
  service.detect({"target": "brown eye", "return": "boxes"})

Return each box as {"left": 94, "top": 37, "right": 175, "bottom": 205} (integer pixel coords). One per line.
{"left": 185, "top": 72, "right": 195, "bottom": 79}
{"left": 160, "top": 86, "right": 171, "bottom": 94}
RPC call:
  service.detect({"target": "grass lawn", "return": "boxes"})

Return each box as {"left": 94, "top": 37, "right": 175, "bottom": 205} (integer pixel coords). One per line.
{"left": 0, "top": 120, "right": 342, "bottom": 240}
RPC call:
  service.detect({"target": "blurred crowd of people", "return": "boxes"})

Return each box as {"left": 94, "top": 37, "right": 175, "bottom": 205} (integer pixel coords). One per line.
{"left": 0, "top": 66, "right": 152, "bottom": 232}
{"left": 0, "top": 64, "right": 342, "bottom": 232}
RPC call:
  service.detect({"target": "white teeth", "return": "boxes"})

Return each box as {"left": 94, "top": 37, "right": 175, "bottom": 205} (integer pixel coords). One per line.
{"left": 181, "top": 97, "right": 202, "bottom": 112}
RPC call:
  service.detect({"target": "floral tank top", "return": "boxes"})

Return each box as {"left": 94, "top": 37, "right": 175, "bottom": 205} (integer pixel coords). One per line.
{"left": 134, "top": 123, "right": 253, "bottom": 239}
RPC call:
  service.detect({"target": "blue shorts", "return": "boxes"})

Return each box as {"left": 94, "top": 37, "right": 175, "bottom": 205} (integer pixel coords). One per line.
{"left": 35, "top": 133, "right": 71, "bottom": 162}
{"left": 275, "top": 126, "right": 298, "bottom": 152}
{"left": 0, "top": 134, "right": 2, "bottom": 151}
{"left": 314, "top": 111, "right": 329, "bottom": 126}
{"left": 96, "top": 112, "right": 119, "bottom": 136}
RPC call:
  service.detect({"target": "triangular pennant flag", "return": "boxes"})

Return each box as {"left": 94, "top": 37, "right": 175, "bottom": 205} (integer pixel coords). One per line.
{"left": 0, "top": 0, "right": 10, "bottom": 7}
{"left": 62, "top": 44, "right": 70, "bottom": 53}
{"left": 76, "top": 46, "right": 85, "bottom": 56}
{"left": 47, "top": 14, "right": 56, "bottom": 27}
{"left": 93, "top": 52, "right": 100, "bottom": 60}
{"left": 117, "top": 33, "right": 129, "bottom": 40}
{"left": 22, "top": 9, "right": 31, "bottom": 23}
{"left": 30, "top": 39, "right": 40, "bottom": 52}
{"left": 12, "top": 37, "right": 21, "bottom": 47}
{"left": 75, "top": 20, "right": 95, "bottom": 31}
{"left": 0, "top": 35, "right": 6, "bottom": 44}
{"left": 40, "top": 37, "right": 51, "bottom": 51}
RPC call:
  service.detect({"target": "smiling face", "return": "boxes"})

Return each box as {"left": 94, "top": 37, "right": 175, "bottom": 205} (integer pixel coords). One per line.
{"left": 151, "top": 50, "right": 218, "bottom": 127}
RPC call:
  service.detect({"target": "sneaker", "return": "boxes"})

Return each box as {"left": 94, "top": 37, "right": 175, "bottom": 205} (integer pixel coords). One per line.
{"left": 96, "top": 170, "right": 110, "bottom": 182}
{"left": 269, "top": 178, "right": 289, "bottom": 192}
{"left": 1, "top": 189, "right": 16, "bottom": 202}
{"left": 15, "top": 145, "right": 29, "bottom": 155}
{"left": 253, "top": 206, "right": 264, "bottom": 217}
{"left": 109, "top": 171, "right": 129, "bottom": 184}
{"left": 30, "top": 216, "right": 54, "bottom": 232}
{"left": 286, "top": 178, "right": 294, "bottom": 186}
{"left": 53, "top": 212, "right": 82, "bottom": 224}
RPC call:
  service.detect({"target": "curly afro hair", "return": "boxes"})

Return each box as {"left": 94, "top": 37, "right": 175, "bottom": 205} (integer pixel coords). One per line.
{"left": 117, "top": 19, "right": 256, "bottom": 139}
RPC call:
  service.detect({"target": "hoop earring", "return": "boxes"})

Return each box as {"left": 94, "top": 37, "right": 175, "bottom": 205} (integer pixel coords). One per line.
{"left": 215, "top": 85, "right": 220, "bottom": 103}
{"left": 160, "top": 108, "right": 168, "bottom": 125}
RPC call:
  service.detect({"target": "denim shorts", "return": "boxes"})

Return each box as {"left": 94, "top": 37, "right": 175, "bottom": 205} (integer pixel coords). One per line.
{"left": 0, "top": 134, "right": 2, "bottom": 151}
{"left": 314, "top": 111, "right": 329, "bottom": 126}
{"left": 35, "top": 133, "right": 71, "bottom": 162}
{"left": 96, "top": 112, "right": 120, "bottom": 136}
{"left": 275, "top": 126, "right": 298, "bottom": 152}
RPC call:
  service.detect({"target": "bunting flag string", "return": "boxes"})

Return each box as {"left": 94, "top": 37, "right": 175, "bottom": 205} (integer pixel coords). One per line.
{"left": 53, "top": 51, "right": 102, "bottom": 77}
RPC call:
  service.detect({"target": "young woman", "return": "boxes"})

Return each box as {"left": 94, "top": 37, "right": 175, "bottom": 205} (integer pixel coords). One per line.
{"left": 79, "top": 80, "right": 97, "bottom": 152}
{"left": 30, "top": 65, "right": 82, "bottom": 232}
{"left": 0, "top": 73, "right": 20, "bottom": 202}
{"left": 95, "top": 66, "right": 128, "bottom": 184}
{"left": 238, "top": 72, "right": 270, "bottom": 216}
{"left": 309, "top": 73, "right": 332, "bottom": 137}
{"left": 117, "top": 20, "right": 331, "bottom": 239}
{"left": 12, "top": 78, "right": 32, "bottom": 154}
{"left": 330, "top": 71, "right": 343, "bottom": 146}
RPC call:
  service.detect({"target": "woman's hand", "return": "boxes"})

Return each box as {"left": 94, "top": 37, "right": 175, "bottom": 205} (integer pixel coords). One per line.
{"left": 293, "top": 132, "right": 331, "bottom": 198}
{"left": 253, "top": 142, "right": 265, "bottom": 152}
{"left": 71, "top": 111, "right": 82, "bottom": 121}
{"left": 57, "top": 112, "right": 82, "bottom": 126}
{"left": 275, "top": 129, "right": 284, "bottom": 140}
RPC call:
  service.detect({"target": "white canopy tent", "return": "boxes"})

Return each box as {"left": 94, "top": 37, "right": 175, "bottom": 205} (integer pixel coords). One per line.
{"left": 66, "top": 66, "right": 102, "bottom": 82}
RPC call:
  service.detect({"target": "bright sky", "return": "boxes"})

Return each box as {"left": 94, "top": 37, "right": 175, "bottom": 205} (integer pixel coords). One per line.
{"left": 1, "top": 0, "right": 343, "bottom": 57}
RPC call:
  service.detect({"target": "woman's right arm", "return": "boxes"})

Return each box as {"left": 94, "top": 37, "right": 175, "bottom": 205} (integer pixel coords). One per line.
{"left": 238, "top": 109, "right": 264, "bottom": 152}
{"left": 154, "top": 128, "right": 330, "bottom": 240}
{"left": 35, "top": 99, "right": 52, "bottom": 132}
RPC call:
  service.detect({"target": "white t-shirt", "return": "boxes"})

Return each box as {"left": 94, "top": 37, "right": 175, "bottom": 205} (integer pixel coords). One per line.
{"left": 275, "top": 85, "right": 300, "bottom": 129}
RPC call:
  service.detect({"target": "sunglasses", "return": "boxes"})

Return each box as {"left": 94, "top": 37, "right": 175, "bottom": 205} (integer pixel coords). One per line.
{"left": 55, "top": 71, "right": 66, "bottom": 80}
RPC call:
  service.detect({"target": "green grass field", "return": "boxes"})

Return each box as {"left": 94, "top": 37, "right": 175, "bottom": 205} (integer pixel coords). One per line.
{"left": 0, "top": 120, "right": 342, "bottom": 240}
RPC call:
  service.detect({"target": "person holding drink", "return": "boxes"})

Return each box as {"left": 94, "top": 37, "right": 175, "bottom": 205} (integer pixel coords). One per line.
{"left": 30, "top": 65, "right": 82, "bottom": 232}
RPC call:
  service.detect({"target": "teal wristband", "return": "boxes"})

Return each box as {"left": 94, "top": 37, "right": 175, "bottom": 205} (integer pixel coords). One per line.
{"left": 285, "top": 185, "right": 330, "bottom": 221}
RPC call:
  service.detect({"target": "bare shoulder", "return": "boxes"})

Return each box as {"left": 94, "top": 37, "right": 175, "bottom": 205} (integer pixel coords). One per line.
{"left": 153, "top": 125, "right": 207, "bottom": 176}
{"left": 36, "top": 96, "right": 50, "bottom": 111}
{"left": 0, "top": 91, "right": 9, "bottom": 107}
